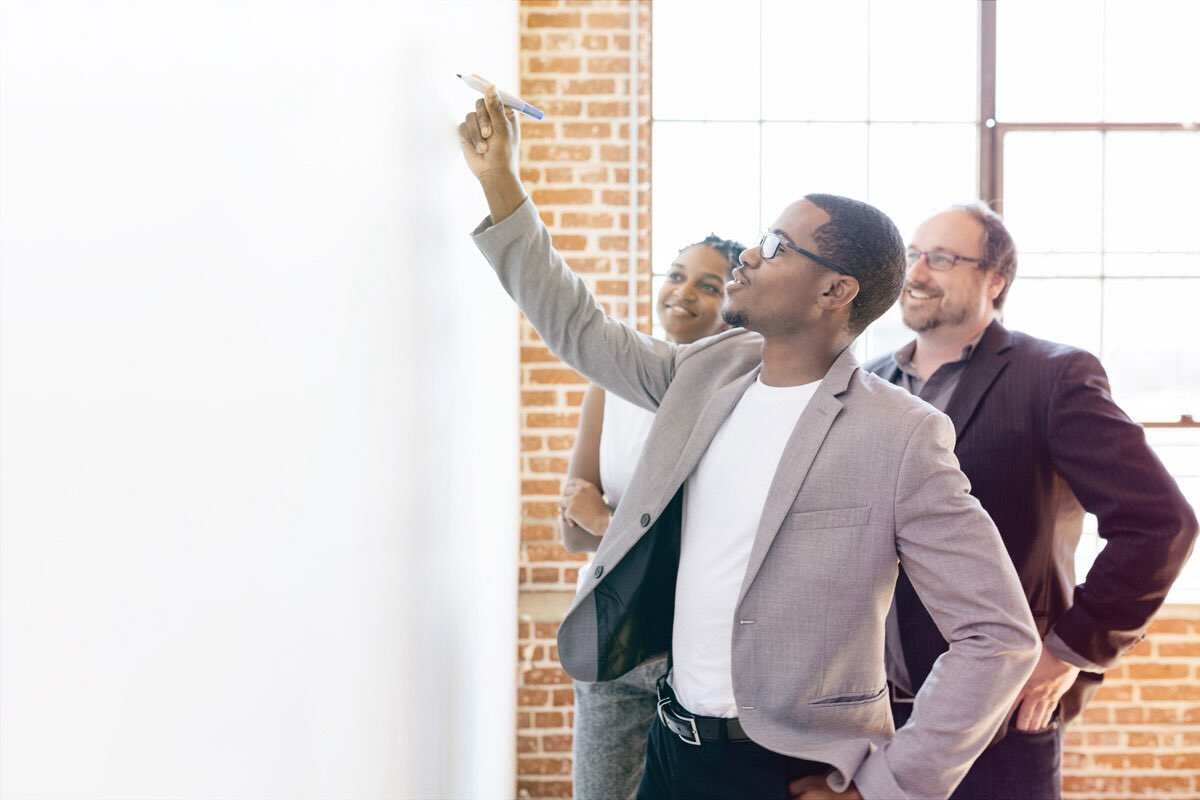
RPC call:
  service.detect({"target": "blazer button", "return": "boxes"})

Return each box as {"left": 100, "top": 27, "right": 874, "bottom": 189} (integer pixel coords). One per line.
{"left": 593, "top": 565, "right": 604, "bottom": 579}
{"left": 640, "top": 513, "right": 651, "bottom": 526}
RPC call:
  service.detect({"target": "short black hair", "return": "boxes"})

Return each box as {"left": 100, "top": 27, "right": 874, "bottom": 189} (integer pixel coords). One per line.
{"left": 804, "top": 193, "right": 906, "bottom": 335}
{"left": 681, "top": 234, "right": 746, "bottom": 278}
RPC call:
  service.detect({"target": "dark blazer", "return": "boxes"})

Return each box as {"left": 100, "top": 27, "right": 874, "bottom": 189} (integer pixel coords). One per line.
{"left": 867, "top": 319, "right": 1198, "bottom": 722}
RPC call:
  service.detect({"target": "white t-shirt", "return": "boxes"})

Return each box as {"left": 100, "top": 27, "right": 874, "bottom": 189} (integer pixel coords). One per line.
{"left": 598, "top": 391, "right": 655, "bottom": 508}
{"left": 575, "top": 391, "right": 655, "bottom": 592}
{"left": 671, "top": 375, "right": 819, "bottom": 717}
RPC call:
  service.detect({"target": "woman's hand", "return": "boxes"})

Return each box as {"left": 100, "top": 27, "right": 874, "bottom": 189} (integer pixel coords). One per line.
{"left": 560, "top": 477, "right": 612, "bottom": 537}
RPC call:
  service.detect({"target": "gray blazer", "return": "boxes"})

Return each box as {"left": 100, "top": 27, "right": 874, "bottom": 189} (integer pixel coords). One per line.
{"left": 474, "top": 199, "right": 1040, "bottom": 800}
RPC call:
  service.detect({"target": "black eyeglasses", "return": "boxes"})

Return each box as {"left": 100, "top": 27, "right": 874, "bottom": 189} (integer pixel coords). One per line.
{"left": 756, "top": 232, "right": 851, "bottom": 276}
{"left": 905, "top": 248, "right": 982, "bottom": 271}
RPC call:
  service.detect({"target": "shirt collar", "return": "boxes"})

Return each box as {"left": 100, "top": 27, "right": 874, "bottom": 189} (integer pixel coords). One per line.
{"left": 894, "top": 331, "right": 986, "bottom": 378}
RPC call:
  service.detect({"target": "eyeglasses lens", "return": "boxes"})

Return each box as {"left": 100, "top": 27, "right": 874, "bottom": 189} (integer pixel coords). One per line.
{"left": 906, "top": 250, "right": 954, "bottom": 270}
{"left": 760, "top": 234, "right": 780, "bottom": 259}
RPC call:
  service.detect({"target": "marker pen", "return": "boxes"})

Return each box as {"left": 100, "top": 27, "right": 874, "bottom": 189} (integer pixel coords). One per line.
{"left": 457, "top": 73, "right": 545, "bottom": 120}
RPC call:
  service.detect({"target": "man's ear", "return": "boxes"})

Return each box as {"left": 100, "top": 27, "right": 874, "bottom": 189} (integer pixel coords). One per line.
{"left": 987, "top": 270, "right": 1006, "bottom": 302}
{"left": 818, "top": 275, "right": 860, "bottom": 312}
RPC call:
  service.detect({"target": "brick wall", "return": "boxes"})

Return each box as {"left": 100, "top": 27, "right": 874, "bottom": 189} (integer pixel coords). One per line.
{"left": 1064, "top": 606, "right": 1200, "bottom": 799}
{"left": 512, "top": 4, "right": 1199, "bottom": 799}
{"left": 516, "top": 1, "right": 651, "bottom": 797}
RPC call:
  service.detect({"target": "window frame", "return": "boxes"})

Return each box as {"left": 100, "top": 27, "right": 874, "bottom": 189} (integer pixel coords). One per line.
{"left": 977, "top": 0, "right": 1197, "bottom": 428}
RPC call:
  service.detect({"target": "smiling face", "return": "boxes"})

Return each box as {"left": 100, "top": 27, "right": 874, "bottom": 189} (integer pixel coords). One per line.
{"left": 657, "top": 244, "right": 731, "bottom": 344}
{"left": 901, "top": 210, "right": 1005, "bottom": 337}
{"left": 722, "top": 199, "right": 841, "bottom": 337}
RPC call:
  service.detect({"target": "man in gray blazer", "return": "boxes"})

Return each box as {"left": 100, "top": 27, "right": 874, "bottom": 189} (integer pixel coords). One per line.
{"left": 459, "top": 86, "right": 1040, "bottom": 800}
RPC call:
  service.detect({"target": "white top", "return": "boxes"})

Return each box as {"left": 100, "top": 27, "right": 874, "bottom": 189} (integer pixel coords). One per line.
{"left": 575, "top": 391, "right": 655, "bottom": 592}
{"left": 671, "top": 376, "right": 819, "bottom": 717}
{"left": 598, "top": 391, "right": 656, "bottom": 508}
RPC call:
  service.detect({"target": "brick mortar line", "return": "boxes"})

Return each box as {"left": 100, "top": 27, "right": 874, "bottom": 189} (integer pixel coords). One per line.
{"left": 1061, "top": 769, "right": 1200, "bottom": 773}
{"left": 1069, "top": 727, "right": 1200, "bottom": 731}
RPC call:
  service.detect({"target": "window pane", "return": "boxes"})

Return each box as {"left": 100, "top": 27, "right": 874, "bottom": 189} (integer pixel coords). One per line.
{"left": 1102, "top": 278, "right": 1200, "bottom": 421}
{"left": 1151, "top": 428, "right": 1200, "bottom": 602}
{"left": 760, "top": 123, "right": 867, "bottom": 225}
{"left": 651, "top": 122, "right": 760, "bottom": 300}
{"left": 1104, "top": 132, "right": 1200, "bottom": 253}
{"left": 652, "top": 0, "right": 759, "bottom": 120}
{"left": 868, "top": 123, "right": 976, "bottom": 240}
{"left": 1001, "top": 277, "right": 1102, "bottom": 355}
{"left": 761, "top": 0, "right": 867, "bottom": 121}
{"left": 1015, "top": 253, "right": 1100, "bottom": 279}
{"left": 1073, "top": 514, "right": 1102, "bottom": 595}
{"left": 868, "top": 0, "right": 977, "bottom": 122}
{"left": 996, "top": 0, "right": 1103, "bottom": 122}
{"left": 1104, "top": 0, "right": 1200, "bottom": 122}
{"left": 1002, "top": 132, "right": 1102, "bottom": 254}
{"left": 1149, "top": 429, "right": 1200, "bottom": 484}
{"left": 861, "top": 302, "right": 912, "bottom": 363}
{"left": 1106, "top": 253, "right": 1200, "bottom": 278}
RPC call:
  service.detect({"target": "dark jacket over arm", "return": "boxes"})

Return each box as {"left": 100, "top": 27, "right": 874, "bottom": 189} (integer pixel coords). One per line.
{"left": 868, "top": 321, "right": 1198, "bottom": 718}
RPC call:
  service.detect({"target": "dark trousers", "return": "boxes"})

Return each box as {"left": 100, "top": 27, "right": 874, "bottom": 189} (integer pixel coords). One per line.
{"left": 637, "top": 715, "right": 829, "bottom": 800}
{"left": 891, "top": 702, "right": 1064, "bottom": 800}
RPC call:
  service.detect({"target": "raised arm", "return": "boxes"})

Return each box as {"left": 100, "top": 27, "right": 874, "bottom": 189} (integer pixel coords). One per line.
{"left": 461, "top": 80, "right": 677, "bottom": 409}
{"left": 458, "top": 83, "right": 527, "bottom": 224}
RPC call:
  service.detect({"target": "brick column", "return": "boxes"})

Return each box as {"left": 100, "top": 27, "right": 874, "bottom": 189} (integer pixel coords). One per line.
{"left": 515, "top": 2, "right": 651, "bottom": 798}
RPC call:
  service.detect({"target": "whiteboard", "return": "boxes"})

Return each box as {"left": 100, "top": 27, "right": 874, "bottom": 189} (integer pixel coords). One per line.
{"left": 0, "top": 2, "right": 520, "bottom": 797}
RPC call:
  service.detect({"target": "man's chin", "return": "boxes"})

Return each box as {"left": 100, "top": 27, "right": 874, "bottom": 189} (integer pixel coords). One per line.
{"left": 901, "top": 311, "right": 940, "bottom": 334}
{"left": 722, "top": 309, "right": 748, "bottom": 329}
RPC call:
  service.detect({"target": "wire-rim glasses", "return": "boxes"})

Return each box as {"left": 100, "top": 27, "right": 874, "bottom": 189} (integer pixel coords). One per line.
{"left": 905, "top": 248, "right": 982, "bottom": 271}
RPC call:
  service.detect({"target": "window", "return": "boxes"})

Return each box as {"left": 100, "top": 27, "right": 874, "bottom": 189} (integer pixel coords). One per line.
{"left": 652, "top": 0, "right": 1199, "bottom": 599}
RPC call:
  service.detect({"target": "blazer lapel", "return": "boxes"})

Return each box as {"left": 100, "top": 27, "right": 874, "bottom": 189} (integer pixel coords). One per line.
{"left": 943, "top": 319, "right": 1013, "bottom": 439}
{"left": 586, "top": 364, "right": 759, "bottom": 572}
{"left": 737, "top": 348, "right": 856, "bottom": 604}
{"left": 664, "top": 367, "right": 761, "bottom": 494}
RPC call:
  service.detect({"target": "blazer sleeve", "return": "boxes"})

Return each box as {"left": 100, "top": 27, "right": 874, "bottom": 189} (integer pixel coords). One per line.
{"left": 855, "top": 411, "right": 1040, "bottom": 800}
{"left": 471, "top": 198, "right": 676, "bottom": 411}
{"left": 1043, "top": 350, "right": 1199, "bottom": 670}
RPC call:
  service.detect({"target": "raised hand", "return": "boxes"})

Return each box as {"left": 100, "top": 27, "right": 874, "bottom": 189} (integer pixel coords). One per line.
{"left": 458, "top": 80, "right": 519, "bottom": 181}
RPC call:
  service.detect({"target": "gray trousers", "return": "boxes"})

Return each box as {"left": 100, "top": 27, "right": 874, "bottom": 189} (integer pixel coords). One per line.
{"left": 571, "top": 656, "right": 666, "bottom": 800}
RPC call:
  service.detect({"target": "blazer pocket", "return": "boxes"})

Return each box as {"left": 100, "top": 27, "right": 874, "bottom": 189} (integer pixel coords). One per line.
{"left": 808, "top": 685, "right": 887, "bottom": 707}
{"left": 783, "top": 505, "right": 871, "bottom": 531}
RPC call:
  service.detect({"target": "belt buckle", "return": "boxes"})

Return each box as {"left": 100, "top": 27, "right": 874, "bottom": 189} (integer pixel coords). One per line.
{"left": 657, "top": 696, "right": 702, "bottom": 746}
{"left": 889, "top": 682, "right": 915, "bottom": 705}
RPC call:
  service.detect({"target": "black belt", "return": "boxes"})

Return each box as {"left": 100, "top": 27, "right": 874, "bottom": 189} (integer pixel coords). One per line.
{"left": 656, "top": 675, "right": 750, "bottom": 745}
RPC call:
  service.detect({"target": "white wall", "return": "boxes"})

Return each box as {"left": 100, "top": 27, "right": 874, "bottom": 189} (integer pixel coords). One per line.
{"left": 0, "top": 2, "right": 519, "bottom": 798}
